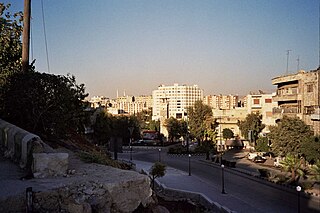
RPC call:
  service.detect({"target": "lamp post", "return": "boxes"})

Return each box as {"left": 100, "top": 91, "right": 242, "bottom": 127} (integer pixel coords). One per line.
{"left": 221, "top": 164, "right": 226, "bottom": 194}
{"left": 188, "top": 154, "right": 191, "bottom": 176}
{"left": 130, "top": 145, "right": 132, "bottom": 161}
{"left": 296, "top": 186, "right": 302, "bottom": 213}
{"left": 128, "top": 126, "right": 134, "bottom": 161}
{"left": 158, "top": 148, "right": 161, "bottom": 162}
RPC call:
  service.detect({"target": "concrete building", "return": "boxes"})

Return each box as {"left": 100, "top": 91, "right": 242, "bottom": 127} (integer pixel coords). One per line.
{"left": 152, "top": 84, "right": 204, "bottom": 120}
{"left": 212, "top": 108, "right": 248, "bottom": 148}
{"left": 244, "top": 92, "right": 278, "bottom": 132}
{"left": 204, "top": 95, "right": 239, "bottom": 110}
{"left": 89, "top": 96, "right": 109, "bottom": 108}
{"left": 112, "top": 95, "right": 153, "bottom": 115}
{"left": 152, "top": 84, "right": 203, "bottom": 137}
{"left": 272, "top": 69, "right": 320, "bottom": 135}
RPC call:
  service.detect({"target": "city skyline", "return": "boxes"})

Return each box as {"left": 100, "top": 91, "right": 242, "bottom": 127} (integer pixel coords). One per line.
{"left": 4, "top": 0, "right": 319, "bottom": 98}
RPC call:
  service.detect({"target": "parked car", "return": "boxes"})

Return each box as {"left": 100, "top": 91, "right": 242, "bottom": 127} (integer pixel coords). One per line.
{"left": 247, "top": 152, "right": 258, "bottom": 160}
{"left": 274, "top": 156, "right": 284, "bottom": 167}
{"left": 131, "top": 139, "right": 145, "bottom": 146}
{"left": 253, "top": 155, "right": 267, "bottom": 163}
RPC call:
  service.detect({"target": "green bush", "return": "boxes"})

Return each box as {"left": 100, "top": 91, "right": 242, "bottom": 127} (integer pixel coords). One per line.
{"left": 193, "top": 145, "right": 208, "bottom": 153}
{"left": 168, "top": 145, "right": 194, "bottom": 154}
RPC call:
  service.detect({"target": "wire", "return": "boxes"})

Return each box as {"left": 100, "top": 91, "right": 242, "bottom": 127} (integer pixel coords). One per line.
{"left": 41, "top": 0, "right": 50, "bottom": 73}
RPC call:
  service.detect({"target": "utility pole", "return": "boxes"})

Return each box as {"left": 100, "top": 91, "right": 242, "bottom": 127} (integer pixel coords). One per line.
{"left": 22, "top": 0, "right": 31, "bottom": 73}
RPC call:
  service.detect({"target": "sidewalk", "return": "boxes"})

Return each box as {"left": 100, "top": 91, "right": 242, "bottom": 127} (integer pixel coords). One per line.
{"left": 133, "top": 160, "right": 264, "bottom": 213}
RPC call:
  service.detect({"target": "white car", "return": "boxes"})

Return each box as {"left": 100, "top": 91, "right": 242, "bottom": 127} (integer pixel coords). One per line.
{"left": 247, "top": 153, "right": 258, "bottom": 160}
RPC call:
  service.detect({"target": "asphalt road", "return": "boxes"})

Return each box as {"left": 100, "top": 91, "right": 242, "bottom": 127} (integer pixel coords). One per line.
{"left": 119, "top": 147, "right": 320, "bottom": 213}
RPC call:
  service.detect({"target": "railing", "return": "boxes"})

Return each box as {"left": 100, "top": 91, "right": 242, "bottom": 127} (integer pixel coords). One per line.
{"left": 273, "top": 107, "right": 299, "bottom": 114}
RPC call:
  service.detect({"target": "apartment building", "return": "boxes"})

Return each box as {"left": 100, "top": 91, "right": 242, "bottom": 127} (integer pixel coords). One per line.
{"left": 152, "top": 84, "right": 203, "bottom": 137}
{"left": 152, "top": 84, "right": 204, "bottom": 121}
{"left": 244, "top": 92, "right": 278, "bottom": 131}
{"left": 112, "top": 95, "right": 153, "bottom": 115}
{"left": 272, "top": 69, "right": 320, "bottom": 135}
{"left": 212, "top": 108, "right": 248, "bottom": 143}
{"left": 204, "top": 94, "right": 239, "bottom": 109}
{"left": 89, "top": 96, "right": 109, "bottom": 108}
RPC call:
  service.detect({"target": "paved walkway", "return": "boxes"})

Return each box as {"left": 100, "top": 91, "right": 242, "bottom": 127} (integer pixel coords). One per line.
{"left": 129, "top": 149, "right": 320, "bottom": 213}
{"left": 133, "top": 159, "right": 264, "bottom": 213}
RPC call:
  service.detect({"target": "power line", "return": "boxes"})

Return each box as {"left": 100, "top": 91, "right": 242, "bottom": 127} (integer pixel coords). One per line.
{"left": 41, "top": 0, "right": 50, "bottom": 73}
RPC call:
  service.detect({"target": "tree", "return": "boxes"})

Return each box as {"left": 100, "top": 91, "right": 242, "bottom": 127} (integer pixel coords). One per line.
{"left": 164, "top": 117, "right": 184, "bottom": 142}
{"left": 222, "top": 128, "right": 234, "bottom": 140}
{"left": 149, "top": 162, "right": 166, "bottom": 189}
{"left": 309, "top": 160, "right": 320, "bottom": 182}
{"left": 93, "top": 110, "right": 113, "bottom": 145}
{"left": 268, "top": 116, "right": 313, "bottom": 157}
{"left": 300, "top": 136, "right": 320, "bottom": 164}
{"left": 280, "top": 154, "right": 305, "bottom": 183}
{"left": 1, "top": 71, "right": 88, "bottom": 138}
{"left": 135, "top": 109, "right": 152, "bottom": 130}
{"left": 148, "top": 120, "right": 160, "bottom": 132}
{"left": 187, "top": 100, "right": 213, "bottom": 142}
{"left": 0, "top": 3, "right": 23, "bottom": 113}
{"left": 238, "top": 112, "right": 265, "bottom": 143}
{"left": 255, "top": 137, "right": 269, "bottom": 152}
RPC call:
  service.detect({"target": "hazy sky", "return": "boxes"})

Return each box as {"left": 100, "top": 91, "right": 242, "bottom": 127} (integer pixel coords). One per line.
{"left": 4, "top": 0, "right": 319, "bottom": 98}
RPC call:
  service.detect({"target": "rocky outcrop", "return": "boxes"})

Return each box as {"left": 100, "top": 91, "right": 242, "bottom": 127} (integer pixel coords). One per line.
{"left": 0, "top": 160, "right": 154, "bottom": 213}
{"left": 32, "top": 152, "right": 69, "bottom": 178}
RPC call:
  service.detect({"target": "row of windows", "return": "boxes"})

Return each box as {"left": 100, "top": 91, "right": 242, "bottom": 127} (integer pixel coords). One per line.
{"left": 253, "top": 98, "right": 272, "bottom": 105}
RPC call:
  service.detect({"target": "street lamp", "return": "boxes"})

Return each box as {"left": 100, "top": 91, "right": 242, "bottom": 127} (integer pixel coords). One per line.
{"left": 296, "top": 186, "right": 302, "bottom": 213}
{"left": 130, "top": 145, "right": 132, "bottom": 161}
{"left": 221, "top": 164, "right": 226, "bottom": 194}
{"left": 158, "top": 148, "right": 161, "bottom": 162}
{"left": 188, "top": 154, "right": 191, "bottom": 176}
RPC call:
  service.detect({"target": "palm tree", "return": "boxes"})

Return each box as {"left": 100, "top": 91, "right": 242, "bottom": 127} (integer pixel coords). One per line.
{"left": 280, "top": 154, "right": 305, "bottom": 183}
{"left": 310, "top": 160, "right": 320, "bottom": 182}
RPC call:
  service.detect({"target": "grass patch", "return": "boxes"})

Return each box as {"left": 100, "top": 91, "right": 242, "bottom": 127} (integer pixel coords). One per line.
{"left": 78, "top": 151, "right": 131, "bottom": 170}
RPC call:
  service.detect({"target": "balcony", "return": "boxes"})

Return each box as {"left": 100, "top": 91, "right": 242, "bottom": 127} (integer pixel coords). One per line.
{"left": 272, "top": 107, "right": 299, "bottom": 119}
{"left": 273, "top": 94, "right": 298, "bottom": 102}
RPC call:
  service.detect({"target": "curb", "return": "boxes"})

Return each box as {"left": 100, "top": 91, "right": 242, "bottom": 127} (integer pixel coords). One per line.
{"left": 154, "top": 179, "right": 236, "bottom": 213}
{"left": 199, "top": 159, "right": 320, "bottom": 198}
{"left": 131, "top": 161, "right": 237, "bottom": 213}
{"left": 167, "top": 153, "right": 206, "bottom": 157}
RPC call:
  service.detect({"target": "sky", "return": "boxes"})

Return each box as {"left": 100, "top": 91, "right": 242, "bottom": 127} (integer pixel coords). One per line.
{"left": 3, "top": 0, "right": 319, "bottom": 98}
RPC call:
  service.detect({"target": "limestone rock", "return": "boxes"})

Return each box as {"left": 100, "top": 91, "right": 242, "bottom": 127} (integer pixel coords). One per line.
{"left": 32, "top": 153, "right": 69, "bottom": 178}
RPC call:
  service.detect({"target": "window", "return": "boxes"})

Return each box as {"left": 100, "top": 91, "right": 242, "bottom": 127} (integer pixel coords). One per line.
{"left": 265, "top": 99, "right": 272, "bottom": 103}
{"left": 307, "top": 85, "right": 313, "bottom": 93}
{"left": 176, "top": 113, "right": 182, "bottom": 119}
{"left": 253, "top": 99, "right": 260, "bottom": 105}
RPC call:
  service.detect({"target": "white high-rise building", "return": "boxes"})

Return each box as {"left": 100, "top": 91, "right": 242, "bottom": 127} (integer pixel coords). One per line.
{"left": 152, "top": 84, "right": 204, "bottom": 121}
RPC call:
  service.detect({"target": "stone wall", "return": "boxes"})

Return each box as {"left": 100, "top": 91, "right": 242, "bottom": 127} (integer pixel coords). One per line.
{"left": 0, "top": 118, "right": 69, "bottom": 178}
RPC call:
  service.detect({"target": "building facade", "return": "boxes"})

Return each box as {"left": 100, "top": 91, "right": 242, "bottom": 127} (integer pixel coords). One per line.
{"left": 152, "top": 84, "right": 204, "bottom": 137}
{"left": 244, "top": 92, "right": 278, "bottom": 132}
{"left": 152, "top": 84, "right": 204, "bottom": 120}
{"left": 112, "top": 95, "right": 153, "bottom": 115}
{"left": 204, "top": 94, "right": 239, "bottom": 109}
{"left": 272, "top": 69, "right": 320, "bottom": 135}
{"left": 89, "top": 96, "right": 109, "bottom": 108}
